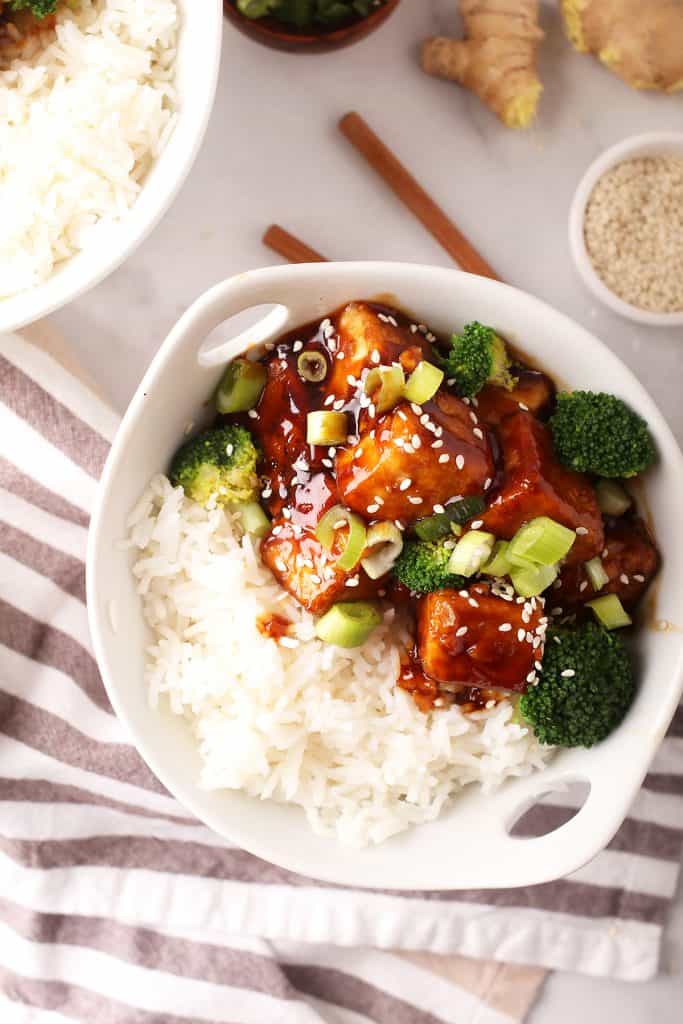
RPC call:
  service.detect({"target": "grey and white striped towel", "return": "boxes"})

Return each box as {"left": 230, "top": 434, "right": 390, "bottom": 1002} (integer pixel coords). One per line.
{"left": 1, "top": 324, "right": 681, "bottom": 1024}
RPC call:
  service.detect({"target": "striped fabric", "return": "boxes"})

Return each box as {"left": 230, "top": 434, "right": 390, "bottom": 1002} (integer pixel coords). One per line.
{"left": 0, "top": 328, "right": 681, "bottom": 1023}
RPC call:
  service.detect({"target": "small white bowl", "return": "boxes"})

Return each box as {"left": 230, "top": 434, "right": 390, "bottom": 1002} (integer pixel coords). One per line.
{"left": 569, "top": 131, "right": 683, "bottom": 327}
{"left": 88, "top": 262, "right": 683, "bottom": 891}
{"left": 0, "top": 0, "right": 223, "bottom": 335}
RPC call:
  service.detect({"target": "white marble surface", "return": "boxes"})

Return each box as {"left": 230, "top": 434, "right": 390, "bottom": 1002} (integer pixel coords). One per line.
{"left": 52, "top": 1, "right": 682, "bottom": 1019}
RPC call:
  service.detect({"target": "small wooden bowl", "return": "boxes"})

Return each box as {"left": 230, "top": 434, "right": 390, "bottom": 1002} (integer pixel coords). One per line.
{"left": 223, "top": 0, "right": 401, "bottom": 54}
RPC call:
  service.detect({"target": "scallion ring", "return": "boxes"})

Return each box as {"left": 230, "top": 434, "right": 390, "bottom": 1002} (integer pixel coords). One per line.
{"left": 315, "top": 601, "right": 382, "bottom": 648}
{"left": 364, "top": 363, "right": 405, "bottom": 413}
{"left": 360, "top": 522, "right": 403, "bottom": 579}
{"left": 306, "top": 410, "right": 348, "bottom": 446}
{"left": 315, "top": 505, "right": 367, "bottom": 571}
{"left": 404, "top": 361, "right": 444, "bottom": 404}
{"left": 297, "top": 351, "right": 328, "bottom": 383}
{"left": 216, "top": 358, "right": 267, "bottom": 414}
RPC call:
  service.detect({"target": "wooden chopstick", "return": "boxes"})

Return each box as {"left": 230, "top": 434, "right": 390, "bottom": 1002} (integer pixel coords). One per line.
{"left": 339, "top": 112, "right": 499, "bottom": 281}
{"left": 262, "top": 224, "right": 327, "bottom": 264}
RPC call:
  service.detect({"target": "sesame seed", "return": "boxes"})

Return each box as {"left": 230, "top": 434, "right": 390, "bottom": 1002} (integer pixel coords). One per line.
{"left": 438, "top": 454, "right": 450, "bottom": 464}
{"left": 526, "top": 671, "right": 537, "bottom": 683}
{"left": 404, "top": 444, "right": 415, "bottom": 455}
{"left": 279, "top": 637, "right": 299, "bottom": 649}
{"left": 456, "top": 626, "right": 468, "bottom": 637}
{"left": 336, "top": 350, "right": 344, "bottom": 359}
{"left": 473, "top": 427, "right": 484, "bottom": 440}
{"left": 292, "top": 340, "right": 303, "bottom": 353}
{"left": 371, "top": 349, "right": 381, "bottom": 364}
{"left": 279, "top": 485, "right": 288, "bottom": 499}
{"left": 408, "top": 496, "right": 423, "bottom": 505}
{"left": 248, "top": 409, "right": 259, "bottom": 419}
{"left": 346, "top": 374, "right": 356, "bottom": 386}
{"left": 469, "top": 411, "right": 478, "bottom": 423}
{"left": 410, "top": 324, "right": 418, "bottom": 334}
{"left": 561, "top": 669, "right": 575, "bottom": 678}
{"left": 459, "top": 590, "right": 469, "bottom": 598}
{"left": 410, "top": 403, "right": 422, "bottom": 416}
{"left": 426, "top": 332, "right": 436, "bottom": 342}
{"left": 433, "top": 504, "right": 445, "bottom": 514}
{"left": 369, "top": 403, "right": 377, "bottom": 418}
{"left": 282, "top": 507, "right": 291, "bottom": 519}
{"left": 620, "top": 573, "right": 630, "bottom": 585}
{"left": 399, "top": 478, "right": 412, "bottom": 491}
{"left": 346, "top": 576, "right": 360, "bottom": 588}
{"left": 275, "top": 558, "right": 287, "bottom": 572}
{"left": 322, "top": 458, "right": 333, "bottom": 468}
{"left": 367, "top": 503, "right": 380, "bottom": 514}
{"left": 455, "top": 454, "right": 465, "bottom": 470}
{"left": 535, "top": 660, "right": 543, "bottom": 671}
{"left": 469, "top": 598, "right": 479, "bottom": 608}
{"left": 575, "top": 527, "right": 588, "bottom": 536}
{"left": 261, "top": 487, "right": 272, "bottom": 499}
{"left": 470, "top": 519, "right": 483, "bottom": 530}
{"left": 354, "top": 448, "right": 363, "bottom": 460}
{"left": 310, "top": 574, "right": 322, "bottom": 585}
{"left": 324, "top": 394, "right": 335, "bottom": 407}
{"left": 333, "top": 399, "right": 345, "bottom": 411}
{"left": 579, "top": 581, "right": 588, "bottom": 592}
{"left": 271, "top": 525, "right": 283, "bottom": 536}
{"left": 553, "top": 636, "right": 562, "bottom": 645}
{"left": 518, "top": 628, "right": 526, "bottom": 642}
{"left": 518, "top": 402, "right": 529, "bottom": 411}
{"left": 373, "top": 496, "right": 384, "bottom": 505}
{"left": 484, "top": 477, "right": 492, "bottom": 490}
{"left": 432, "top": 439, "right": 444, "bottom": 449}
{"left": 412, "top": 433, "right": 421, "bottom": 448}
{"left": 634, "top": 574, "right": 645, "bottom": 583}
{"left": 499, "top": 623, "right": 512, "bottom": 632}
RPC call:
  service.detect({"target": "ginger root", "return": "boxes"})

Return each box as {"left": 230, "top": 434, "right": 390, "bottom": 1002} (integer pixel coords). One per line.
{"left": 562, "top": 0, "right": 683, "bottom": 93}
{"left": 421, "top": 0, "right": 544, "bottom": 129}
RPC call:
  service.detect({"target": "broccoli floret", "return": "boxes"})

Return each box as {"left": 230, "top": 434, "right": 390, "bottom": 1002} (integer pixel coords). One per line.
{"left": 393, "top": 538, "right": 466, "bottom": 594}
{"left": 9, "top": 0, "right": 59, "bottom": 17}
{"left": 549, "top": 391, "right": 655, "bottom": 478}
{"left": 519, "top": 623, "right": 635, "bottom": 747}
{"left": 170, "top": 425, "right": 259, "bottom": 507}
{"left": 441, "top": 321, "right": 517, "bottom": 398}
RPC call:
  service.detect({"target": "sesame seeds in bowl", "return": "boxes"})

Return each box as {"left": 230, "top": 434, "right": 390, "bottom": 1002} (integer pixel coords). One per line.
{"left": 569, "top": 132, "right": 683, "bottom": 327}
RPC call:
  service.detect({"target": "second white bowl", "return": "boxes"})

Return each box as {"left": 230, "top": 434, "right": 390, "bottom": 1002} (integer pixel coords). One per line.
{"left": 569, "top": 131, "right": 683, "bottom": 327}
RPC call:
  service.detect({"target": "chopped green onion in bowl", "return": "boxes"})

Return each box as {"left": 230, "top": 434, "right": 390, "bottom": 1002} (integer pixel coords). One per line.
{"left": 507, "top": 517, "right": 576, "bottom": 567}
{"left": 404, "top": 361, "right": 444, "bottom": 404}
{"left": 216, "top": 358, "right": 267, "bottom": 414}
{"left": 306, "top": 410, "right": 348, "bottom": 446}
{"left": 361, "top": 521, "right": 403, "bottom": 579}
{"left": 596, "top": 479, "right": 632, "bottom": 517}
{"left": 315, "top": 601, "right": 382, "bottom": 648}
{"left": 316, "top": 504, "right": 367, "bottom": 571}
{"left": 297, "top": 350, "right": 328, "bottom": 382}
{"left": 509, "top": 561, "right": 558, "bottom": 598}
{"left": 587, "top": 593, "right": 632, "bottom": 629}
{"left": 447, "top": 530, "right": 496, "bottom": 577}
{"left": 364, "top": 363, "right": 404, "bottom": 413}
{"left": 481, "top": 540, "right": 513, "bottom": 578}
{"left": 585, "top": 556, "right": 609, "bottom": 591}
{"left": 414, "top": 496, "right": 485, "bottom": 542}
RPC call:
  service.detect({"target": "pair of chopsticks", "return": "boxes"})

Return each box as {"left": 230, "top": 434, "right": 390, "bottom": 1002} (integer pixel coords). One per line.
{"left": 263, "top": 111, "right": 499, "bottom": 281}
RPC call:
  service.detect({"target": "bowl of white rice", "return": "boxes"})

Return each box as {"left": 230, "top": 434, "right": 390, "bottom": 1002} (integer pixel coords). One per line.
{"left": 87, "top": 262, "right": 683, "bottom": 889}
{"left": 0, "top": 0, "right": 223, "bottom": 333}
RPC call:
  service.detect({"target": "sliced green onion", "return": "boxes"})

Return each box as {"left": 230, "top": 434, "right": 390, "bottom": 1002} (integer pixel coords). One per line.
{"left": 216, "top": 358, "right": 267, "bottom": 414}
{"left": 596, "top": 479, "right": 632, "bottom": 517}
{"left": 404, "top": 361, "right": 444, "bottom": 404}
{"left": 360, "top": 522, "right": 403, "bottom": 579}
{"left": 297, "top": 351, "right": 327, "bottom": 383}
{"left": 507, "top": 517, "right": 576, "bottom": 567}
{"left": 414, "top": 496, "right": 486, "bottom": 542}
{"left": 315, "top": 505, "right": 367, "bottom": 571}
{"left": 364, "top": 363, "right": 405, "bottom": 413}
{"left": 481, "top": 540, "right": 513, "bottom": 578}
{"left": 234, "top": 501, "right": 270, "bottom": 538}
{"left": 585, "top": 556, "right": 609, "bottom": 591}
{"left": 587, "top": 594, "right": 632, "bottom": 629}
{"left": 306, "top": 410, "right": 348, "bottom": 446}
{"left": 510, "top": 562, "right": 558, "bottom": 598}
{"left": 315, "top": 601, "right": 382, "bottom": 648}
{"left": 447, "top": 530, "right": 496, "bottom": 576}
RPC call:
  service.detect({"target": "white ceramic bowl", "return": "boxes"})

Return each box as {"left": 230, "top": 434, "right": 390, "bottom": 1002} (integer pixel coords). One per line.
{"left": 88, "top": 262, "right": 683, "bottom": 890}
{"left": 569, "top": 131, "right": 683, "bottom": 327}
{"left": 0, "top": 0, "right": 223, "bottom": 335}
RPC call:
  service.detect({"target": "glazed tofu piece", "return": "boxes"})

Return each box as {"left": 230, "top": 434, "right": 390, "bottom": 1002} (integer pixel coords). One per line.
{"left": 476, "top": 370, "right": 555, "bottom": 429}
{"left": 261, "top": 520, "right": 378, "bottom": 616}
{"left": 480, "top": 413, "right": 603, "bottom": 565}
{"left": 326, "top": 302, "right": 430, "bottom": 402}
{"left": 418, "top": 583, "right": 546, "bottom": 692}
{"left": 335, "top": 391, "right": 494, "bottom": 523}
{"left": 552, "top": 517, "right": 659, "bottom": 613}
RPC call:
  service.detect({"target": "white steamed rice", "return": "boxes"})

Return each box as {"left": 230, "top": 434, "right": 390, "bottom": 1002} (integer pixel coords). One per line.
{"left": 0, "top": 0, "right": 178, "bottom": 298}
{"left": 128, "top": 475, "right": 552, "bottom": 847}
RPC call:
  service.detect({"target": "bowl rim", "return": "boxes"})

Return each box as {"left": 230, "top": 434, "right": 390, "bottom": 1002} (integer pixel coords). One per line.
{"left": 0, "top": 0, "right": 224, "bottom": 335}
{"left": 87, "top": 261, "right": 683, "bottom": 889}
{"left": 568, "top": 130, "right": 683, "bottom": 327}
